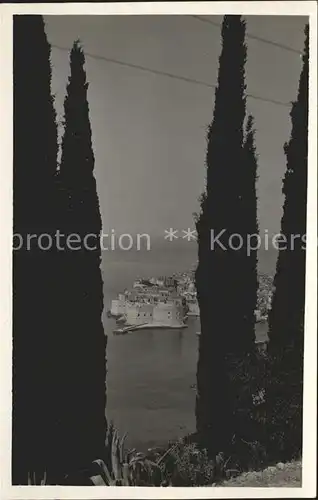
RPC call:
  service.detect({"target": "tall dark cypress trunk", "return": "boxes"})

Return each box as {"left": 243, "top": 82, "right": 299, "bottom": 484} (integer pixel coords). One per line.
{"left": 57, "top": 41, "right": 107, "bottom": 480}
{"left": 195, "top": 16, "right": 257, "bottom": 455}
{"left": 12, "top": 15, "right": 58, "bottom": 483}
{"left": 241, "top": 114, "right": 259, "bottom": 338}
{"left": 266, "top": 25, "right": 309, "bottom": 461}
{"left": 238, "top": 114, "right": 263, "bottom": 447}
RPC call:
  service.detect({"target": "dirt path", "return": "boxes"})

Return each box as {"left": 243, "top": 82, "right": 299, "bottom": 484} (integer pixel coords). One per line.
{"left": 220, "top": 461, "right": 302, "bottom": 487}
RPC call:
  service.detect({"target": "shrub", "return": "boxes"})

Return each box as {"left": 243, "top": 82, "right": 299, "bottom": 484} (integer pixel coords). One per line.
{"left": 88, "top": 425, "right": 218, "bottom": 486}
{"left": 158, "top": 440, "right": 215, "bottom": 486}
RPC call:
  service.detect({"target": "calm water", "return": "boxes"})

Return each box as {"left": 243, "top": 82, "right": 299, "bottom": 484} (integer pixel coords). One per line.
{"left": 102, "top": 247, "right": 270, "bottom": 450}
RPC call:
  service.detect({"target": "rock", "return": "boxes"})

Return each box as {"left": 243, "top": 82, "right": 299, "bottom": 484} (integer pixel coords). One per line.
{"left": 266, "top": 466, "right": 278, "bottom": 474}
{"left": 276, "top": 462, "right": 285, "bottom": 470}
{"left": 253, "top": 471, "right": 262, "bottom": 478}
{"left": 246, "top": 471, "right": 261, "bottom": 480}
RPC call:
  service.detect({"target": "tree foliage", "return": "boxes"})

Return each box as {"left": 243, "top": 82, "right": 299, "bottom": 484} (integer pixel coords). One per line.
{"left": 12, "top": 15, "right": 58, "bottom": 483}
{"left": 266, "top": 24, "right": 309, "bottom": 460}
{"left": 195, "top": 16, "right": 259, "bottom": 455}
{"left": 57, "top": 40, "right": 107, "bottom": 480}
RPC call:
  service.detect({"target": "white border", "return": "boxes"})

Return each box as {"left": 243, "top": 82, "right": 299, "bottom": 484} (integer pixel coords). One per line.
{"left": 0, "top": 1, "right": 316, "bottom": 16}
{"left": 0, "top": 2, "right": 317, "bottom": 499}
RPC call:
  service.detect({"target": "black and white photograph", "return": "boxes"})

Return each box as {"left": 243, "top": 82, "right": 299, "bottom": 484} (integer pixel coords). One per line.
{"left": 0, "top": 1, "right": 317, "bottom": 497}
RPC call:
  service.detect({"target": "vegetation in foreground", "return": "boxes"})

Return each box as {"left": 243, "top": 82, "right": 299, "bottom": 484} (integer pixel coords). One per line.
{"left": 28, "top": 422, "right": 301, "bottom": 487}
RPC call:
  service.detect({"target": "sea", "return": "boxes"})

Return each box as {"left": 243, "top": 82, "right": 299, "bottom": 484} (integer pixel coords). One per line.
{"left": 101, "top": 242, "right": 276, "bottom": 451}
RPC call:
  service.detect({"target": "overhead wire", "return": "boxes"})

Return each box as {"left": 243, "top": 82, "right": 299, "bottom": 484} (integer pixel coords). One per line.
{"left": 191, "top": 15, "right": 303, "bottom": 55}
{"left": 51, "top": 43, "right": 293, "bottom": 108}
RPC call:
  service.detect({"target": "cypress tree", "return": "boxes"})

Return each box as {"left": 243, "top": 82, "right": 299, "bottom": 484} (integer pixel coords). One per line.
{"left": 266, "top": 25, "right": 309, "bottom": 460}
{"left": 195, "top": 16, "right": 257, "bottom": 456}
{"left": 13, "top": 15, "right": 58, "bottom": 483}
{"left": 57, "top": 41, "right": 107, "bottom": 480}
{"left": 241, "top": 115, "right": 259, "bottom": 338}
{"left": 238, "top": 114, "right": 264, "bottom": 451}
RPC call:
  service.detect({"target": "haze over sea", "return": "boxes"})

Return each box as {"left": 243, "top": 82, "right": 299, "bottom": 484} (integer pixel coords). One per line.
{"left": 102, "top": 240, "right": 276, "bottom": 450}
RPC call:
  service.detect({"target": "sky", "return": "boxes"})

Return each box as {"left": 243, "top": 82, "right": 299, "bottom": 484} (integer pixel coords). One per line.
{"left": 45, "top": 14, "right": 307, "bottom": 239}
